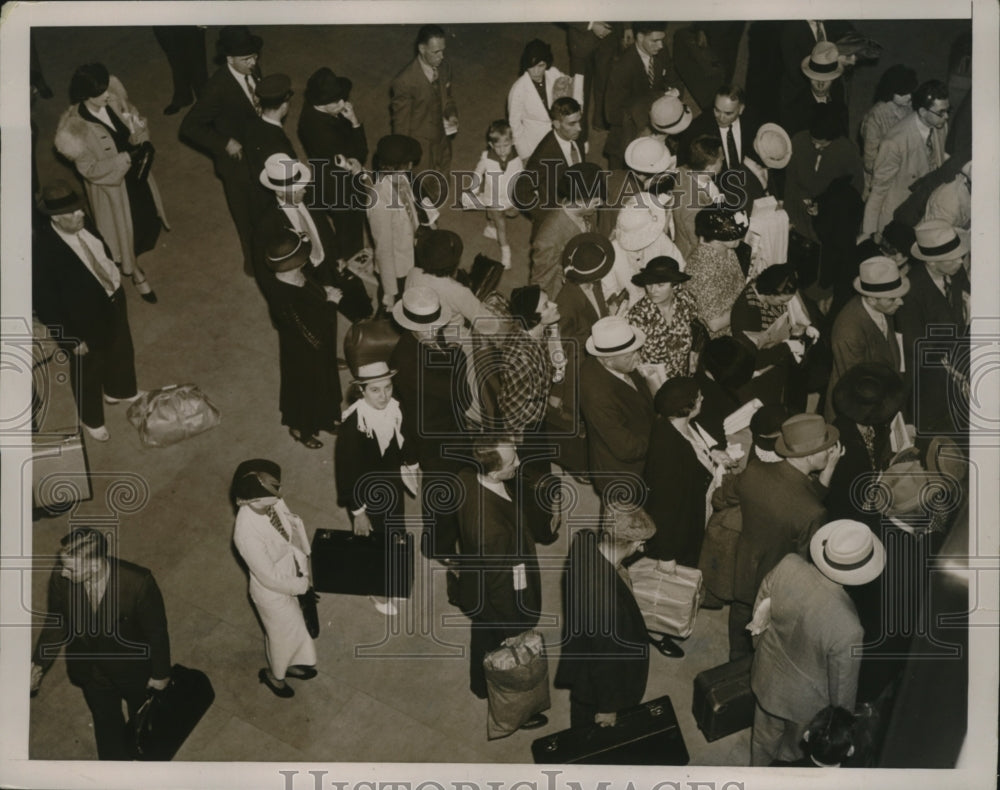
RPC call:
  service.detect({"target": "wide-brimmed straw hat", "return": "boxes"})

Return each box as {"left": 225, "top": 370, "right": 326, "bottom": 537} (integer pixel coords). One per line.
{"left": 649, "top": 94, "right": 692, "bottom": 135}
{"left": 810, "top": 520, "right": 885, "bottom": 585}
{"left": 753, "top": 123, "right": 792, "bottom": 169}
{"left": 391, "top": 286, "right": 453, "bottom": 332}
{"left": 586, "top": 317, "right": 646, "bottom": 357}
{"left": 853, "top": 256, "right": 910, "bottom": 298}
{"left": 910, "top": 219, "right": 970, "bottom": 261}
{"left": 351, "top": 361, "right": 397, "bottom": 385}
{"left": 259, "top": 153, "right": 312, "bottom": 191}
{"left": 801, "top": 41, "right": 844, "bottom": 81}
{"left": 625, "top": 136, "right": 676, "bottom": 174}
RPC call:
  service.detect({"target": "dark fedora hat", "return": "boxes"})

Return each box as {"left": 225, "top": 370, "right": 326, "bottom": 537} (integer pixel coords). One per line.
{"left": 833, "top": 362, "right": 906, "bottom": 426}
{"left": 218, "top": 26, "right": 262, "bottom": 57}
{"left": 304, "top": 67, "right": 352, "bottom": 106}
{"left": 701, "top": 336, "right": 754, "bottom": 390}
{"left": 40, "top": 180, "right": 85, "bottom": 215}
{"left": 265, "top": 227, "right": 311, "bottom": 272}
{"left": 775, "top": 414, "right": 840, "bottom": 458}
{"left": 750, "top": 402, "right": 790, "bottom": 452}
{"left": 562, "top": 232, "right": 615, "bottom": 283}
{"left": 415, "top": 228, "right": 463, "bottom": 274}
{"left": 632, "top": 256, "right": 690, "bottom": 287}
{"left": 255, "top": 73, "right": 293, "bottom": 104}
{"left": 375, "top": 134, "right": 422, "bottom": 169}
{"left": 231, "top": 458, "right": 281, "bottom": 502}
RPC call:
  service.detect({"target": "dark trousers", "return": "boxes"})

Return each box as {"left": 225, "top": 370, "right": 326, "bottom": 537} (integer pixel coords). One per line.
{"left": 69, "top": 289, "right": 138, "bottom": 429}
{"left": 153, "top": 26, "right": 207, "bottom": 108}
{"left": 570, "top": 696, "right": 599, "bottom": 729}
{"left": 728, "top": 600, "right": 754, "bottom": 662}
{"left": 326, "top": 172, "right": 368, "bottom": 259}
{"left": 217, "top": 160, "right": 257, "bottom": 272}
{"left": 81, "top": 681, "right": 148, "bottom": 760}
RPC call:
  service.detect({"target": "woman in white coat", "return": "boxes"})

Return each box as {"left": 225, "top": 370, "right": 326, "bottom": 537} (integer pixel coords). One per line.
{"left": 232, "top": 459, "right": 317, "bottom": 698}
{"left": 507, "top": 39, "right": 574, "bottom": 160}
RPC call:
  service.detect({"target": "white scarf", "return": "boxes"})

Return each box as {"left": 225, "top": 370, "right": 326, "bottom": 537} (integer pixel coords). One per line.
{"left": 342, "top": 397, "right": 404, "bottom": 455}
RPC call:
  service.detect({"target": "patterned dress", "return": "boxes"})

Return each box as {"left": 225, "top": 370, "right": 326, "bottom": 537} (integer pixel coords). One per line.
{"left": 685, "top": 243, "right": 746, "bottom": 339}
{"left": 627, "top": 288, "right": 698, "bottom": 378}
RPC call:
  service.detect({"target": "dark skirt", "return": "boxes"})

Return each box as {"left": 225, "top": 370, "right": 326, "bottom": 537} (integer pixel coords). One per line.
{"left": 126, "top": 168, "right": 161, "bottom": 256}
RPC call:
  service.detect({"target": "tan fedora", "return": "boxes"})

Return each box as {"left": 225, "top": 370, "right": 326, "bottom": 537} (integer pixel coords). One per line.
{"left": 775, "top": 413, "right": 839, "bottom": 458}
{"left": 391, "top": 286, "right": 453, "bottom": 332}
{"left": 586, "top": 317, "right": 646, "bottom": 357}
{"left": 853, "top": 256, "right": 910, "bottom": 298}
{"left": 801, "top": 41, "right": 844, "bottom": 81}
{"left": 649, "top": 94, "right": 692, "bottom": 135}
{"left": 910, "top": 219, "right": 970, "bottom": 262}
{"left": 753, "top": 123, "right": 792, "bottom": 169}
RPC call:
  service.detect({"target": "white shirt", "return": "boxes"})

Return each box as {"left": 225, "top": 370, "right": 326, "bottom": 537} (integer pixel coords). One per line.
{"left": 861, "top": 298, "right": 889, "bottom": 337}
{"left": 52, "top": 223, "right": 121, "bottom": 296}
{"left": 478, "top": 474, "right": 512, "bottom": 502}
{"left": 228, "top": 63, "right": 256, "bottom": 106}
{"left": 636, "top": 45, "right": 653, "bottom": 78}
{"left": 718, "top": 118, "right": 742, "bottom": 167}
{"left": 554, "top": 132, "right": 581, "bottom": 165}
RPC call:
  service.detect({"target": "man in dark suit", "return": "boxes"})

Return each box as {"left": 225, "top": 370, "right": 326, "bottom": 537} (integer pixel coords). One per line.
{"left": 31, "top": 528, "right": 171, "bottom": 760}
{"left": 825, "top": 257, "right": 909, "bottom": 421}
{"left": 780, "top": 40, "right": 849, "bottom": 139}
{"left": 179, "top": 25, "right": 263, "bottom": 274}
{"left": 298, "top": 67, "right": 369, "bottom": 262}
{"left": 243, "top": 73, "right": 297, "bottom": 213}
{"left": 455, "top": 437, "right": 544, "bottom": 731}
{"left": 896, "top": 220, "right": 970, "bottom": 435}
{"left": 520, "top": 97, "right": 585, "bottom": 235}
{"left": 579, "top": 317, "right": 655, "bottom": 496}
{"left": 777, "top": 20, "right": 854, "bottom": 120}
{"left": 681, "top": 84, "right": 765, "bottom": 211}
{"left": 565, "top": 22, "right": 632, "bottom": 141}
{"left": 603, "top": 22, "right": 679, "bottom": 169}
{"left": 390, "top": 24, "right": 457, "bottom": 201}
{"left": 32, "top": 182, "right": 142, "bottom": 443}
{"left": 731, "top": 413, "right": 843, "bottom": 657}
{"left": 555, "top": 507, "right": 654, "bottom": 728}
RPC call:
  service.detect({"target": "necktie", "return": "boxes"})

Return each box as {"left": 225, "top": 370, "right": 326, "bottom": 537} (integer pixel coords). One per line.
{"left": 592, "top": 281, "right": 609, "bottom": 317}
{"left": 943, "top": 274, "right": 952, "bottom": 303}
{"left": 570, "top": 142, "right": 581, "bottom": 165}
{"left": 582, "top": 213, "right": 593, "bottom": 233}
{"left": 267, "top": 506, "right": 290, "bottom": 540}
{"left": 724, "top": 126, "right": 739, "bottom": 169}
{"left": 245, "top": 74, "right": 260, "bottom": 113}
{"left": 76, "top": 233, "right": 117, "bottom": 294}
{"left": 431, "top": 66, "right": 440, "bottom": 86}
{"left": 814, "top": 21, "right": 827, "bottom": 41}
{"left": 926, "top": 132, "right": 936, "bottom": 166}
{"left": 646, "top": 57, "right": 656, "bottom": 88}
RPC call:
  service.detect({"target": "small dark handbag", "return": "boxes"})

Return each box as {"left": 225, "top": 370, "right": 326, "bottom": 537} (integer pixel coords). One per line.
{"left": 331, "top": 266, "right": 374, "bottom": 323}
{"left": 129, "top": 141, "right": 155, "bottom": 183}
{"left": 130, "top": 664, "right": 215, "bottom": 761}
{"left": 298, "top": 587, "right": 320, "bottom": 638}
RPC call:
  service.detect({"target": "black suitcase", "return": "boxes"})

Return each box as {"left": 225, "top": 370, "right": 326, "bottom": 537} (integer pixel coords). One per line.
{"left": 531, "top": 695, "right": 689, "bottom": 765}
{"left": 32, "top": 429, "right": 92, "bottom": 514}
{"left": 692, "top": 655, "right": 755, "bottom": 741}
{"left": 129, "top": 664, "right": 215, "bottom": 760}
{"left": 311, "top": 528, "right": 414, "bottom": 599}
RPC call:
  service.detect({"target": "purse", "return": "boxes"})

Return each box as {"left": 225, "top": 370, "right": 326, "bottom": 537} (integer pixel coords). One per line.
{"left": 330, "top": 266, "right": 374, "bottom": 323}
{"left": 298, "top": 587, "right": 320, "bottom": 639}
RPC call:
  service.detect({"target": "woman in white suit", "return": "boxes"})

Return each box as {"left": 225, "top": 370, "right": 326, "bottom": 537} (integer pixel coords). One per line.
{"left": 232, "top": 459, "right": 317, "bottom": 698}
{"left": 507, "top": 39, "right": 574, "bottom": 160}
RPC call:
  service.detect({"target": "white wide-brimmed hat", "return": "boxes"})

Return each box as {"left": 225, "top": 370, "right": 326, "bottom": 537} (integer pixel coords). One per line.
{"left": 801, "top": 41, "right": 844, "bottom": 81}
{"left": 391, "top": 286, "right": 453, "bottom": 332}
{"left": 649, "top": 94, "right": 692, "bottom": 135}
{"left": 615, "top": 203, "right": 664, "bottom": 251}
{"left": 810, "top": 519, "right": 885, "bottom": 586}
{"left": 753, "top": 123, "right": 792, "bottom": 169}
{"left": 586, "top": 316, "right": 646, "bottom": 357}
{"left": 351, "top": 361, "right": 397, "bottom": 385}
{"left": 625, "top": 136, "right": 676, "bottom": 175}
{"left": 853, "top": 256, "right": 910, "bottom": 298}
{"left": 259, "top": 153, "right": 313, "bottom": 191}
{"left": 910, "top": 219, "right": 970, "bottom": 262}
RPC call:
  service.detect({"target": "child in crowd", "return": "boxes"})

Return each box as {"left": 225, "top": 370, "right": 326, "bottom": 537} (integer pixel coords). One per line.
{"left": 468, "top": 120, "right": 523, "bottom": 268}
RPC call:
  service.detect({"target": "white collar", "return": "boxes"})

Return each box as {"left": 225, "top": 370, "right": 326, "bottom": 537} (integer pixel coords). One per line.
{"left": 478, "top": 474, "right": 511, "bottom": 501}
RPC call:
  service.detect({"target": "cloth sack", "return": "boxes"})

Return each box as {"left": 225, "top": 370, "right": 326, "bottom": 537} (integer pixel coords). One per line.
{"left": 126, "top": 384, "right": 220, "bottom": 448}
{"left": 483, "top": 629, "right": 550, "bottom": 739}
{"left": 628, "top": 558, "right": 705, "bottom": 638}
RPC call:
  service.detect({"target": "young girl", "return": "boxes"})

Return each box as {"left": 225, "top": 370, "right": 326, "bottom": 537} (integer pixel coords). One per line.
{"left": 469, "top": 120, "right": 523, "bottom": 268}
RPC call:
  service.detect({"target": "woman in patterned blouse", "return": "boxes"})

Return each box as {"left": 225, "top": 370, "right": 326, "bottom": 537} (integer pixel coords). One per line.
{"left": 685, "top": 209, "right": 748, "bottom": 339}
{"left": 627, "top": 256, "right": 698, "bottom": 380}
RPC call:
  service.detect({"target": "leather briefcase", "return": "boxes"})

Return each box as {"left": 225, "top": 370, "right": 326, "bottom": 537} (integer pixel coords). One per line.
{"left": 311, "top": 528, "right": 414, "bottom": 599}
{"left": 32, "top": 430, "right": 91, "bottom": 514}
{"left": 129, "top": 664, "right": 215, "bottom": 761}
{"left": 532, "top": 695, "right": 689, "bottom": 765}
{"left": 692, "top": 655, "right": 755, "bottom": 742}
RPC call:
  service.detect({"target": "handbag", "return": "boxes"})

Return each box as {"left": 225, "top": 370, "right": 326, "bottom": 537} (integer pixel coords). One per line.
{"left": 330, "top": 266, "right": 374, "bottom": 323}
{"left": 126, "top": 384, "right": 220, "bottom": 448}
{"left": 298, "top": 587, "right": 320, "bottom": 638}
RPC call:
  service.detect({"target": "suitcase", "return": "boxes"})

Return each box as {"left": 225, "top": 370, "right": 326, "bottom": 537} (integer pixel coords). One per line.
{"left": 627, "top": 558, "right": 705, "bottom": 638}
{"left": 32, "top": 430, "right": 91, "bottom": 513}
{"left": 129, "top": 664, "right": 215, "bottom": 760}
{"left": 532, "top": 695, "right": 689, "bottom": 765}
{"left": 311, "top": 528, "right": 414, "bottom": 599}
{"left": 692, "top": 655, "right": 756, "bottom": 742}
{"left": 469, "top": 253, "right": 505, "bottom": 300}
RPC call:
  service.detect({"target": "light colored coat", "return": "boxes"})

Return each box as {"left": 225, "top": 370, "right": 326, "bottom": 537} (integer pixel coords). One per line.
{"left": 507, "top": 67, "right": 570, "bottom": 160}
{"left": 751, "top": 554, "right": 864, "bottom": 725}
{"left": 862, "top": 112, "right": 948, "bottom": 236}
{"left": 54, "top": 76, "right": 167, "bottom": 270}
{"left": 368, "top": 173, "right": 419, "bottom": 299}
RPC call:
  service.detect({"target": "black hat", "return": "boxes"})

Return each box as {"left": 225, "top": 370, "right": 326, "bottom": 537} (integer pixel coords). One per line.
{"left": 265, "top": 227, "right": 311, "bottom": 272}
{"left": 68, "top": 62, "right": 109, "bottom": 104}
{"left": 304, "top": 67, "right": 353, "bottom": 106}
{"left": 375, "top": 134, "right": 422, "bottom": 169}
{"left": 231, "top": 458, "right": 281, "bottom": 502}
{"left": 509, "top": 284, "right": 543, "bottom": 329}
{"left": 654, "top": 376, "right": 700, "bottom": 418}
{"left": 415, "top": 229, "right": 463, "bottom": 274}
{"left": 702, "top": 336, "right": 754, "bottom": 390}
{"left": 833, "top": 362, "right": 906, "bottom": 426}
{"left": 40, "top": 180, "right": 85, "bottom": 215}
{"left": 755, "top": 263, "right": 798, "bottom": 296}
{"left": 562, "top": 233, "right": 615, "bottom": 283}
{"left": 521, "top": 39, "right": 554, "bottom": 72}
{"left": 750, "top": 402, "right": 790, "bottom": 451}
{"left": 631, "top": 256, "right": 690, "bottom": 287}
{"left": 218, "top": 26, "right": 262, "bottom": 57}
{"left": 255, "top": 73, "right": 293, "bottom": 104}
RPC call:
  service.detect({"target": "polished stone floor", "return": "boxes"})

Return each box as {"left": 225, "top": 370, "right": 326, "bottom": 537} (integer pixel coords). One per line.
{"left": 21, "top": 14, "right": 968, "bottom": 766}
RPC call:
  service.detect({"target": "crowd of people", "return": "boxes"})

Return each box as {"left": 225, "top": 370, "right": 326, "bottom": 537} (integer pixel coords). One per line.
{"left": 29, "top": 20, "right": 971, "bottom": 765}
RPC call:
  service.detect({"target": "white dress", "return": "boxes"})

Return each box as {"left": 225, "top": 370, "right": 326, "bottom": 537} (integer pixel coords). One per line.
{"left": 233, "top": 499, "right": 316, "bottom": 677}
{"left": 507, "top": 67, "right": 572, "bottom": 160}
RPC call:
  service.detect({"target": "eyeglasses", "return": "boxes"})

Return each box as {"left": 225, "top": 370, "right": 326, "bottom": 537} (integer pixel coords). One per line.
{"left": 924, "top": 107, "right": 951, "bottom": 118}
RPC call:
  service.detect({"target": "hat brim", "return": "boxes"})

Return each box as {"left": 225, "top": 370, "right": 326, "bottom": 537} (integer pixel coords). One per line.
{"left": 853, "top": 275, "right": 910, "bottom": 299}
{"left": 625, "top": 142, "right": 676, "bottom": 175}
{"left": 351, "top": 368, "right": 398, "bottom": 385}
{"left": 221, "top": 35, "right": 263, "bottom": 57}
{"left": 563, "top": 235, "right": 617, "bottom": 283}
{"left": 651, "top": 106, "right": 693, "bottom": 135}
{"left": 40, "top": 196, "right": 85, "bottom": 216}
{"left": 586, "top": 326, "right": 647, "bottom": 357}
{"left": 775, "top": 424, "right": 840, "bottom": 458}
{"left": 391, "top": 299, "right": 454, "bottom": 332}
{"left": 909, "top": 233, "right": 970, "bottom": 261}
{"left": 259, "top": 162, "right": 313, "bottom": 191}
{"left": 810, "top": 521, "right": 885, "bottom": 585}
{"left": 832, "top": 367, "right": 906, "bottom": 426}
{"left": 616, "top": 222, "right": 663, "bottom": 252}
{"left": 800, "top": 55, "right": 844, "bottom": 81}
{"left": 754, "top": 124, "right": 793, "bottom": 168}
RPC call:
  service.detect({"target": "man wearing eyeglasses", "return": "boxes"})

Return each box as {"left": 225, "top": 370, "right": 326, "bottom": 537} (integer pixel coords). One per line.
{"left": 862, "top": 80, "right": 950, "bottom": 238}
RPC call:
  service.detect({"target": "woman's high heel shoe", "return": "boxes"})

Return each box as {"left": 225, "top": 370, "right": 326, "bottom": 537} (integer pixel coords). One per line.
{"left": 130, "top": 268, "right": 158, "bottom": 304}
{"left": 258, "top": 667, "right": 294, "bottom": 698}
